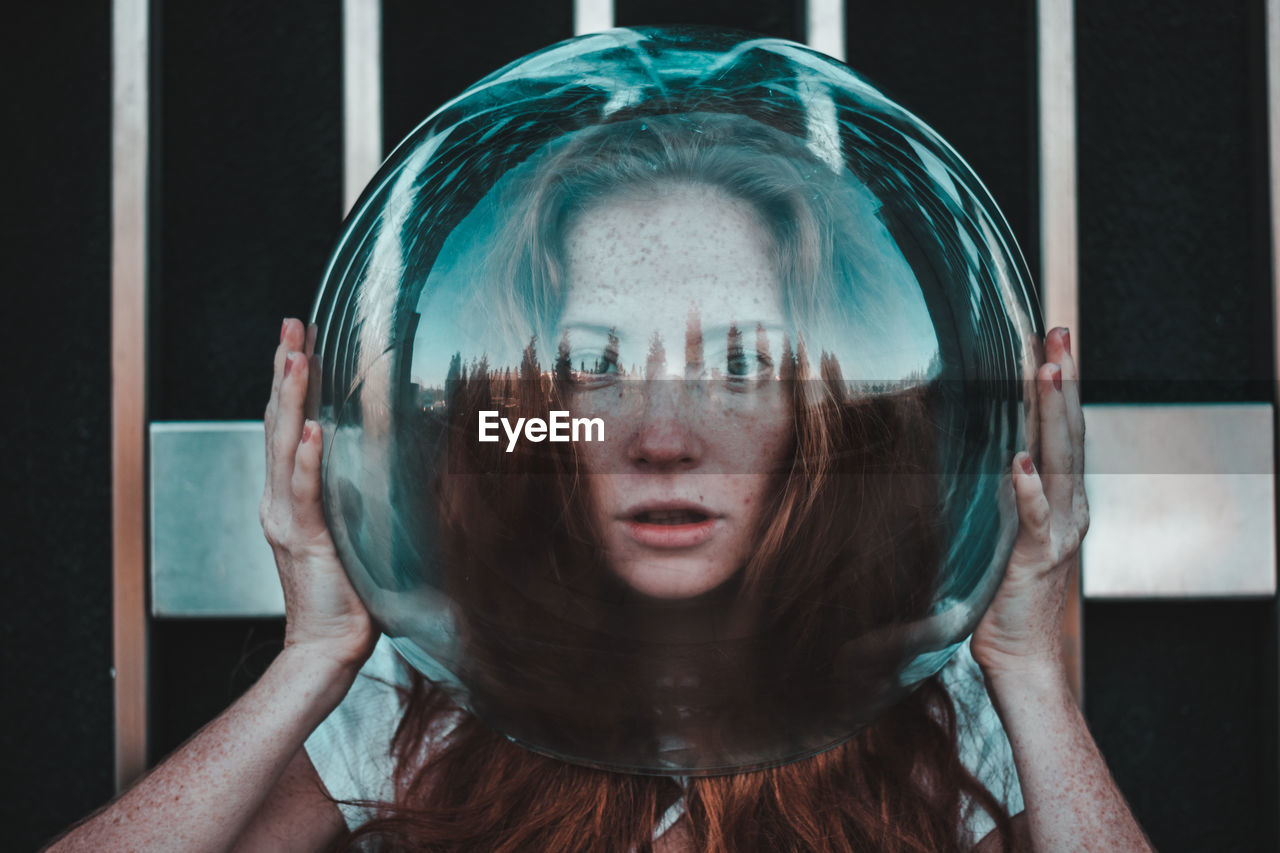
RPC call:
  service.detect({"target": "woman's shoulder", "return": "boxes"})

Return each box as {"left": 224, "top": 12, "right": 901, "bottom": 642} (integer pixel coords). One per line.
{"left": 303, "top": 633, "right": 462, "bottom": 829}
{"left": 936, "top": 636, "right": 1025, "bottom": 846}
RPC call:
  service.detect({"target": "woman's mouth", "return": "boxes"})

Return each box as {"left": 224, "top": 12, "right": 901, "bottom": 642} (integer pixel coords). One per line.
{"left": 622, "top": 505, "right": 721, "bottom": 548}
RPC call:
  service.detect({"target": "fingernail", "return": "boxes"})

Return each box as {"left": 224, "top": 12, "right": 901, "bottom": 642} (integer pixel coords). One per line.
{"left": 1020, "top": 454, "right": 1035, "bottom": 475}
{"left": 280, "top": 319, "right": 288, "bottom": 343}
{"left": 301, "top": 420, "right": 313, "bottom": 443}
{"left": 1062, "top": 328, "right": 1071, "bottom": 354}
{"left": 284, "top": 352, "right": 295, "bottom": 377}
{"left": 1052, "top": 365, "right": 1062, "bottom": 392}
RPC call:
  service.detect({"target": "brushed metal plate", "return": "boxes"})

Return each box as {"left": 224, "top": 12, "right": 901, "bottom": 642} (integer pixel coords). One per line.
{"left": 1082, "top": 403, "right": 1277, "bottom": 599}
{"left": 149, "top": 422, "right": 284, "bottom": 617}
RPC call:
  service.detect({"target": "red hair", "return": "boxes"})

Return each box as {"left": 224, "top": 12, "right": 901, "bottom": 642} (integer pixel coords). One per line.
{"left": 335, "top": 366, "right": 1013, "bottom": 851}
{"left": 339, "top": 672, "right": 1012, "bottom": 852}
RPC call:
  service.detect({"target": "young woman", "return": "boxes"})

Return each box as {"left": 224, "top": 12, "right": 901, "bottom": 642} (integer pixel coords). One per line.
{"left": 48, "top": 116, "right": 1152, "bottom": 853}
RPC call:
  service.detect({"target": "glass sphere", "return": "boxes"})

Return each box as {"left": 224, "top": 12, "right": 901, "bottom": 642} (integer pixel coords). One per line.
{"left": 307, "top": 26, "right": 1043, "bottom": 775}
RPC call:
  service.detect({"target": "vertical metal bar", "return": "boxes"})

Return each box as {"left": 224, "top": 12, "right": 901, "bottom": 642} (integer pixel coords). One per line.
{"left": 806, "top": 0, "right": 845, "bottom": 63}
{"left": 1266, "top": 0, "right": 1280, "bottom": 824}
{"left": 344, "top": 0, "right": 383, "bottom": 215}
{"left": 1268, "top": 0, "right": 1280, "bottom": 465}
{"left": 112, "top": 0, "right": 149, "bottom": 791}
{"left": 1037, "top": 0, "right": 1083, "bottom": 704}
{"left": 574, "top": 0, "right": 613, "bottom": 37}
{"left": 1039, "top": 1, "right": 1079, "bottom": 340}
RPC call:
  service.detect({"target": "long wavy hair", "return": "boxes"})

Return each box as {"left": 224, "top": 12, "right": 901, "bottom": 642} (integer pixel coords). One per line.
{"left": 339, "top": 114, "right": 1013, "bottom": 851}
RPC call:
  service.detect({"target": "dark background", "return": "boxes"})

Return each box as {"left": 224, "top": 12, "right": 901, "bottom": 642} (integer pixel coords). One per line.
{"left": 5, "top": 1, "right": 1276, "bottom": 850}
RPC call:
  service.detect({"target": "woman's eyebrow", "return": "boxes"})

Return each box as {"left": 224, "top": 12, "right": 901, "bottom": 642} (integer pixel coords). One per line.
{"left": 560, "top": 322, "right": 622, "bottom": 339}
{"left": 702, "top": 322, "right": 787, "bottom": 340}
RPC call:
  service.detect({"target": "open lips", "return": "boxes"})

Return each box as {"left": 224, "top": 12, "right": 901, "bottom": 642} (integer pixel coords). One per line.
{"left": 621, "top": 502, "right": 722, "bottom": 548}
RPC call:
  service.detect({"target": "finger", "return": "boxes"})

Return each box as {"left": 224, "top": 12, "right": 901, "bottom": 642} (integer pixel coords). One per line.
{"left": 1047, "top": 327, "right": 1085, "bottom": 482}
{"left": 291, "top": 419, "right": 328, "bottom": 535}
{"left": 266, "top": 318, "right": 306, "bottom": 436}
{"left": 271, "top": 350, "right": 308, "bottom": 499}
{"left": 265, "top": 318, "right": 309, "bottom": 498}
{"left": 264, "top": 320, "right": 288, "bottom": 506}
{"left": 266, "top": 320, "right": 288, "bottom": 430}
{"left": 1038, "top": 360, "right": 1073, "bottom": 520}
{"left": 1012, "top": 451, "right": 1051, "bottom": 554}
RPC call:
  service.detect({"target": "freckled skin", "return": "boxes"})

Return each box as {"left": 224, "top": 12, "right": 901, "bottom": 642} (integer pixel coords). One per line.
{"left": 560, "top": 182, "right": 792, "bottom": 600}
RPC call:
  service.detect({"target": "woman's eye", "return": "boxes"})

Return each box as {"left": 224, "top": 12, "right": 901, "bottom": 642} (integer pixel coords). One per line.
{"left": 721, "top": 351, "right": 773, "bottom": 386}
{"left": 570, "top": 352, "right": 621, "bottom": 385}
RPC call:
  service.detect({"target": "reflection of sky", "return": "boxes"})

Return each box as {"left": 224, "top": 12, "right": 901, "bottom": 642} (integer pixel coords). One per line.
{"left": 408, "top": 163, "right": 942, "bottom": 391}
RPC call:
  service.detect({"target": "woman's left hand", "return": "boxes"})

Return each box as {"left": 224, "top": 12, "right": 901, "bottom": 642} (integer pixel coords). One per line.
{"left": 971, "top": 326, "right": 1089, "bottom": 679}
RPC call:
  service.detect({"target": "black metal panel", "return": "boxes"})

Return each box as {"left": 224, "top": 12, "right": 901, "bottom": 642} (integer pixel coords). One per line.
{"left": 843, "top": 1, "right": 1038, "bottom": 288}
{"left": 154, "top": 0, "right": 343, "bottom": 422}
{"left": 382, "top": 0, "right": 575, "bottom": 156}
{"left": 1077, "top": 0, "right": 1271, "bottom": 403}
{"left": 148, "top": 619, "right": 287, "bottom": 762}
{"left": 2, "top": 3, "right": 114, "bottom": 849}
{"left": 1076, "top": 2, "right": 1276, "bottom": 847}
{"left": 1084, "top": 601, "right": 1278, "bottom": 851}
{"left": 615, "top": 0, "right": 804, "bottom": 42}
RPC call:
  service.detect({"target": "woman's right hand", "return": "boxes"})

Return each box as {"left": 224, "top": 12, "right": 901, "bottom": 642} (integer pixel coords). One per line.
{"left": 261, "top": 317, "right": 376, "bottom": 672}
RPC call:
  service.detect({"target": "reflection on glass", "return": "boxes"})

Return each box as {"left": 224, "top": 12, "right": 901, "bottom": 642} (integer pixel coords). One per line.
{"left": 308, "top": 28, "right": 1042, "bottom": 774}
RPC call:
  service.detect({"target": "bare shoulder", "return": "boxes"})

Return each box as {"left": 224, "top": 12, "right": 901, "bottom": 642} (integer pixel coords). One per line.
{"left": 971, "top": 812, "right": 1031, "bottom": 853}
{"left": 232, "top": 748, "right": 347, "bottom": 852}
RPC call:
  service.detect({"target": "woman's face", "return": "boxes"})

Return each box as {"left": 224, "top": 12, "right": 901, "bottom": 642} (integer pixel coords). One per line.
{"left": 559, "top": 182, "right": 793, "bottom": 600}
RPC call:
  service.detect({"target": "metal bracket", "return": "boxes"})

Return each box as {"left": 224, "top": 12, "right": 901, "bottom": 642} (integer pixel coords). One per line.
{"left": 149, "top": 422, "right": 283, "bottom": 617}
{"left": 1081, "top": 403, "right": 1277, "bottom": 599}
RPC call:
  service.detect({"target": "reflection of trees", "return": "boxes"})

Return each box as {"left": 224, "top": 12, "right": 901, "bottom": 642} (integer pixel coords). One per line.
{"left": 726, "top": 323, "right": 742, "bottom": 374}
{"left": 399, "top": 300, "right": 958, "bottom": 403}
{"left": 418, "top": 324, "right": 960, "bottom": 420}
{"left": 409, "top": 307, "right": 945, "bottom": 406}
{"left": 554, "top": 334, "right": 571, "bottom": 384}
{"left": 645, "top": 331, "right": 665, "bottom": 380}
{"left": 685, "top": 310, "right": 703, "bottom": 370}
{"left": 421, "top": 330, "right": 866, "bottom": 401}
{"left": 756, "top": 323, "right": 772, "bottom": 372}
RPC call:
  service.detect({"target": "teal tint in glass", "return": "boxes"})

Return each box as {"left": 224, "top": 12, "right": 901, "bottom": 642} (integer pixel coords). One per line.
{"left": 307, "top": 26, "right": 1044, "bottom": 775}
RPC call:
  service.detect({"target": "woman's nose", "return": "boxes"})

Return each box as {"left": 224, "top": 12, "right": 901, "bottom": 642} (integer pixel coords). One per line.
{"left": 627, "top": 384, "right": 702, "bottom": 469}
